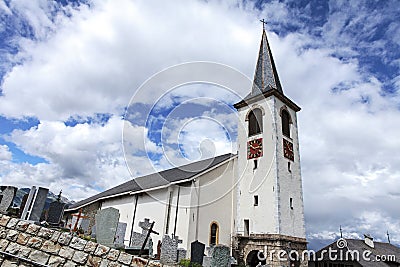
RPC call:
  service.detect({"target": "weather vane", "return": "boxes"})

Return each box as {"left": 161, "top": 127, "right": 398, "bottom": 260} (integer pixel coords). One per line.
{"left": 387, "top": 231, "right": 391, "bottom": 244}
{"left": 260, "top": 19, "right": 267, "bottom": 30}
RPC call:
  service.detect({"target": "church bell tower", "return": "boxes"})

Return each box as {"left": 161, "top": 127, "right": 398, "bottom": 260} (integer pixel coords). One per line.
{"left": 233, "top": 27, "right": 307, "bottom": 267}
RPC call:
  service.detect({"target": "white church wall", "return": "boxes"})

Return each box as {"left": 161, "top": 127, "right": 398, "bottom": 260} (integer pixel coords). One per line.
{"left": 274, "top": 98, "right": 306, "bottom": 238}
{"left": 132, "top": 189, "right": 168, "bottom": 249}
{"left": 236, "top": 97, "right": 279, "bottom": 235}
{"left": 195, "top": 159, "right": 236, "bottom": 247}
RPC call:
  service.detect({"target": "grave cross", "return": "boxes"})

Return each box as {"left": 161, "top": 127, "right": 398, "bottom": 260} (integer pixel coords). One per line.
{"left": 71, "top": 208, "right": 88, "bottom": 232}
{"left": 138, "top": 221, "right": 159, "bottom": 257}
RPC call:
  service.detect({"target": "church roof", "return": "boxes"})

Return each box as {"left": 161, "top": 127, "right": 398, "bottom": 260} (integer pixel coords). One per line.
{"left": 66, "top": 153, "right": 236, "bottom": 211}
{"left": 252, "top": 29, "right": 283, "bottom": 95}
{"left": 311, "top": 239, "right": 400, "bottom": 266}
{"left": 234, "top": 29, "right": 301, "bottom": 111}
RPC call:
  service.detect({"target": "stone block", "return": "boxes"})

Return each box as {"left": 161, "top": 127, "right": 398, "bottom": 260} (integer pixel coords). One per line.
{"left": 29, "top": 249, "right": 50, "bottom": 265}
{"left": 0, "top": 215, "right": 10, "bottom": 226}
{"left": 118, "top": 252, "right": 133, "bottom": 265}
{"left": 16, "top": 221, "right": 31, "bottom": 231}
{"left": 63, "top": 260, "right": 77, "bottom": 267}
{"left": 94, "top": 244, "right": 110, "bottom": 257}
{"left": 107, "top": 248, "right": 120, "bottom": 260}
{"left": 38, "top": 227, "right": 55, "bottom": 239}
{"left": 5, "top": 242, "right": 21, "bottom": 254}
{"left": 99, "top": 259, "right": 110, "bottom": 267}
{"left": 6, "top": 230, "right": 19, "bottom": 241}
{"left": 109, "top": 262, "right": 122, "bottom": 267}
{"left": 6, "top": 218, "right": 19, "bottom": 229}
{"left": 50, "top": 231, "right": 61, "bottom": 242}
{"left": 18, "top": 246, "right": 31, "bottom": 258}
{"left": 41, "top": 240, "right": 61, "bottom": 254}
{"left": 87, "top": 255, "right": 102, "bottom": 267}
{"left": 0, "top": 239, "right": 9, "bottom": 251}
{"left": 70, "top": 236, "right": 87, "bottom": 250}
{"left": 16, "top": 232, "right": 30, "bottom": 245}
{"left": 48, "top": 255, "right": 66, "bottom": 267}
{"left": 84, "top": 240, "right": 98, "bottom": 253}
{"left": 26, "top": 224, "right": 41, "bottom": 235}
{"left": 27, "top": 236, "right": 43, "bottom": 248}
{"left": 58, "top": 246, "right": 75, "bottom": 259}
{"left": 58, "top": 232, "right": 73, "bottom": 245}
{"left": 72, "top": 250, "right": 89, "bottom": 264}
{"left": 0, "top": 227, "right": 6, "bottom": 238}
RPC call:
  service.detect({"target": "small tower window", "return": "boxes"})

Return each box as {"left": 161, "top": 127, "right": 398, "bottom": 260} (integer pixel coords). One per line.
{"left": 254, "top": 195, "right": 259, "bottom": 206}
{"left": 248, "top": 108, "right": 263, "bottom": 136}
{"left": 288, "top": 162, "right": 291, "bottom": 172}
{"left": 254, "top": 159, "right": 258, "bottom": 170}
{"left": 290, "top": 198, "right": 293, "bottom": 209}
{"left": 281, "top": 109, "right": 291, "bottom": 138}
{"left": 244, "top": 219, "right": 250, "bottom": 236}
{"left": 209, "top": 222, "right": 219, "bottom": 246}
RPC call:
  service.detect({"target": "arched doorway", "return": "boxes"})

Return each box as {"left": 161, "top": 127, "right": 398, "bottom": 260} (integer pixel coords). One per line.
{"left": 246, "top": 250, "right": 266, "bottom": 267}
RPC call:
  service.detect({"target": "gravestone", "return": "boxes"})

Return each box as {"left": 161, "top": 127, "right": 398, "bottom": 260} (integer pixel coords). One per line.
{"left": 30, "top": 187, "right": 49, "bottom": 222}
{"left": 95, "top": 207, "right": 120, "bottom": 247}
{"left": 20, "top": 186, "right": 49, "bottom": 222}
{"left": 191, "top": 240, "right": 205, "bottom": 265}
{"left": 114, "top": 222, "right": 127, "bottom": 248}
{"left": 160, "top": 235, "right": 182, "bottom": 265}
{"left": 210, "top": 244, "right": 230, "bottom": 267}
{"left": 0, "top": 186, "right": 17, "bottom": 214}
{"left": 80, "top": 219, "right": 90, "bottom": 234}
{"left": 47, "top": 201, "right": 66, "bottom": 225}
{"left": 177, "top": 248, "right": 187, "bottom": 263}
{"left": 129, "top": 218, "right": 153, "bottom": 249}
{"left": 19, "top": 194, "right": 29, "bottom": 217}
{"left": 91, "top": 225, "right": 96, "bottom": 239}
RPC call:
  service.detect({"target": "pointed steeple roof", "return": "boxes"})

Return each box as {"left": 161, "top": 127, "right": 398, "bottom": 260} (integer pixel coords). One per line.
{"left": 252, "top": 29, "right": 283, "bottom": 95}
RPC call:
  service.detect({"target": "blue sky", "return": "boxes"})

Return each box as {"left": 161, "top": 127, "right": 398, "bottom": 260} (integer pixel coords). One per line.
{"left": 0, "top": 0, "right": 399, "bottom": 250}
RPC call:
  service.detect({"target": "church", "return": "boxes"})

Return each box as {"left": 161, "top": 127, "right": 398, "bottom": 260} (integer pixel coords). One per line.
{"left": 65, "top": 28, "right": 307, "bottom": 266}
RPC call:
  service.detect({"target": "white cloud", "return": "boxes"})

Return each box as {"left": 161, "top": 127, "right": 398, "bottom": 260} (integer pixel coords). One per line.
{"left": 0, "top": 144, "right": 12, "bottom": 161}
{"left": 0, "top": 0, "right": 399, "bottom": 247}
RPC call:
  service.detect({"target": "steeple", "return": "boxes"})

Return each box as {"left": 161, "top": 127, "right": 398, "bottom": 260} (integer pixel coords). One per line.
{"left": 252, "top": 29, "right": 283, "bottom": 95}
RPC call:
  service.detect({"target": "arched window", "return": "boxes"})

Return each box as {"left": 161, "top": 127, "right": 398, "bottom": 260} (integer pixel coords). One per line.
{"left": 209, "top": 222, "right": 219, "bottom": 246}
{"left": 248, "top": 108, "right": 263, "bottom": 136}
{"left": 281, "top": 109, "right": 291, "bottom": 137}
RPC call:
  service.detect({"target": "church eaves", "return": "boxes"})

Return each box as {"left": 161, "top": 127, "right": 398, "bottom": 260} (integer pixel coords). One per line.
{"left": 252, "top": 29, "right": 283, "bottom": 95}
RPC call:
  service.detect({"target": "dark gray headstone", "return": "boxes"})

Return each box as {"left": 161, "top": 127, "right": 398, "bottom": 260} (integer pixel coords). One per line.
{"left": 95, "top": 207, "right": 120, "bottom": 247}
{"left": 20, "top": 186, "right": 49, "bottom": 222}
{"left": 47, "top": 201, "right": 66, "bottom": 225}
{"left": 0, "top": 186, "right": 17, "bottom": 214}
{"left": 114, "top": 222, "right": 127, "bottom": 248}
{"left": 30, "top": 187, "right": 49, "bottom": 222}
{"left": 191, "top": 240, "right": 205, "bottom": 265}
{"left": 19, "top": 194, "right": 29, "bottom": 217}
{"left": 210, "top": 244, "right": 230, "bottom": 267}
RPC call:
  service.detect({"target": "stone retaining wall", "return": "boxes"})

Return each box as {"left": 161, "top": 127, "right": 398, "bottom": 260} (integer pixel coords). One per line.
{"left": 0, "top": 214, "right": 168, "bottom": 267}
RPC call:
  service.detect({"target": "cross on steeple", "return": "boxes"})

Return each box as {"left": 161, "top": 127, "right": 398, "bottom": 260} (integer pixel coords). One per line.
{"left": 340, "top": 225, "right": 343, "bottom": 238}
{"left": 260, "top": 19, "right": 267, "bottom": 30}
{"left": 387, "top": 231, "right": 391, "bottom": 244}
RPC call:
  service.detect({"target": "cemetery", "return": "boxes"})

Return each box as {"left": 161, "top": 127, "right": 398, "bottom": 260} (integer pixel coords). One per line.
{"left": 0, "top": 185, "right": 233, "bottom": 266}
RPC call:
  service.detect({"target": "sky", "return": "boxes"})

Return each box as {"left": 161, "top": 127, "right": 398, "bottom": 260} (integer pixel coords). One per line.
{"left": 0, "top": 0, "right": 399, "bottom": 250}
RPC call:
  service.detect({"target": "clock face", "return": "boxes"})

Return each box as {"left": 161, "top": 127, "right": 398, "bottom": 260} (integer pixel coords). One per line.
{"left": 247, "top": 138, "right": 263, "bottom": 159}
{"left": 283, "top": 139, "right": 294, "bottom": 161}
